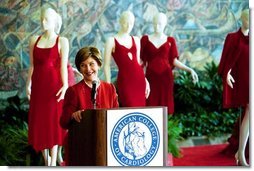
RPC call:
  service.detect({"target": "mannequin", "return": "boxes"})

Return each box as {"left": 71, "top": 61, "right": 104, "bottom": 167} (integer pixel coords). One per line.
{"left": 26, "top": 8, "right": 72, "bottom": 166}
{"left": 218, "top": 9, "right": 249, "bottom": 166}
{"left": 141, "top": 12, "right": 198, "bottom": 114}
{"left": 104, "top": 11, "right": 150, "bottom": 107}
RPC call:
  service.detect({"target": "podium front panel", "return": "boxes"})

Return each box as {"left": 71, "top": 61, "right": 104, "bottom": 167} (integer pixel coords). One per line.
{"left": 107, "top": 107, "right": 167, "bottom": 166}
{"left": 68, "top": 109, "right": 107, "bottom": 166}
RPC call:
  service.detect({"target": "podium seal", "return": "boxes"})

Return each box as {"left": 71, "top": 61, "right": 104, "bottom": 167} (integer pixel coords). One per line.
{"left": 110, "top": 112, "right": 160, "bottom": 166}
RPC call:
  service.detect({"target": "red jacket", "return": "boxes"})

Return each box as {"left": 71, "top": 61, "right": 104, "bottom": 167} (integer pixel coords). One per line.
{"left": 60, "top": 80, "right": 119, "bottom": 129}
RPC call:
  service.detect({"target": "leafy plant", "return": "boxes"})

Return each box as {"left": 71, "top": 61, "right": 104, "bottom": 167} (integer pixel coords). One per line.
{"left": 0, "top": 95, "right": 29, "bottom": 131}
{"left": 0, "top": 123, "right": 43, "bottom": 166}
{"left": 173, "top": 62, "right": 239, "bottom": 138}
{"left": 168, "top": 115, "right": 183, "bottom": 158}
{"left": 0, "top": 96, "right": 43, "bottom": 166}
{"left": 174, "top": 62, "right": 223, "bottom": 114}
{"left": 175, "top": 109, "right": 239, "bottom": 138}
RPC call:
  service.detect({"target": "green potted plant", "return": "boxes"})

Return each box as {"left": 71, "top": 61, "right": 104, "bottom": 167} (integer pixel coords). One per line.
{"left": 0, "top": 96, "right": 43, "bottom": 166}
{"left": 167, "top": 115, "right": 183, "bottom": 166}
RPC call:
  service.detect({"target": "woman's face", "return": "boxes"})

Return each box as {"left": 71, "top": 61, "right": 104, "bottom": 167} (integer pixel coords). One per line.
{"left": 41, "top": 9, "right": 56, "bottom": 31}
{"left": 79, "top": 57, "right": 100, "bottom": 83}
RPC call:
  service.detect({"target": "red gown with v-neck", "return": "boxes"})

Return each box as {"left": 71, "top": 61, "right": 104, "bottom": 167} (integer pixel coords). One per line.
{"left": 112, "top": 36, "right": 146, "bottom": 107}
{"left": 141, "top": 35, "right": 179, "bottom": 114}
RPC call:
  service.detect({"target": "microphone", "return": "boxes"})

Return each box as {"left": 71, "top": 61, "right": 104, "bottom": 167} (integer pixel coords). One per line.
{"left": 91, "top": 80, "right": 97, "bottom": 108}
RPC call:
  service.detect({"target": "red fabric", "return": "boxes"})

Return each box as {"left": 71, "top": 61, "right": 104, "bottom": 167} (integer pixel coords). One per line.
{"left": 140, "top": 35, "right": 178, "bottom": 114}
{"left": 112, "top": 36, "right": 146, "bottom": 107}
{"left": 218, "top": 29, "right": 249, "bottom": 108}
{"left": 28, "top": 36, "right": 73, "bottom": 152}
{"left": 67, "top": 63, "right": 75, "bottom": 87}
{"left": 167, "top": 153, "right": 174, "bottom": 166}
{"left": 60, "top": 80, "right": 119, "bottom": 165}
{"left": 173, "top": 144, "right": 237, "bottom": 166}
{"left": 222, "top": 108, "right": 249, "bottom": 158}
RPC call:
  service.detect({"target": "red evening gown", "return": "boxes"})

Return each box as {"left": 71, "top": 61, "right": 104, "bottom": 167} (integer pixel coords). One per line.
{"left": 140, "top": 35, "right": 178, "bottom": 114}
{"left": 112, "top": 36, "right": 146, "bottom": 107}
{"left": 218, "top": 29, "right": 249, "bottom": 108}
{"left": 28, "top": 36, "right": 73, "bottom": 152}
{"left": 218, "top": 29, "right": 249, "bottom": 158}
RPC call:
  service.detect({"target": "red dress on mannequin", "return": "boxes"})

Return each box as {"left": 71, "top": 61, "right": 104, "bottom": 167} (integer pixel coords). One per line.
{"left": 218, "top": 29, "right": 249, "bottom": 108}
{"left": 141, "top": 35, "right": 178, "bottom": 114}
{"left": 112, "top": 36, "right": 146, "bottom": 107}
{"left": 218, "top": 29, "right": 249, "bottom": 157}
{"left": 28, "top": 36, "right": 73, "bottom": 152}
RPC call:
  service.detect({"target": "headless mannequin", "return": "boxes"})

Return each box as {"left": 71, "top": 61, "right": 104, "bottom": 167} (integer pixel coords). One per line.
{"left": 26, "top": 8, "right": 68, "bottom": 166}
{"left": 226, "top": 9, "right": 249, "bottom": 166}
{"left": 148, "top": 13, "right": 198, "bottom": 83}
{"left": 104, "top": 11, "right": 150, "bottom": 98}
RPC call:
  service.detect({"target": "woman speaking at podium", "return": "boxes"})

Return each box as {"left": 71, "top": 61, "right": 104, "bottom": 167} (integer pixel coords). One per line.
{"left": 60, "top": 46, "right": 118, "bottom": 126}
{"left": 60, "top": 46, "right": 119, "bottom": 165}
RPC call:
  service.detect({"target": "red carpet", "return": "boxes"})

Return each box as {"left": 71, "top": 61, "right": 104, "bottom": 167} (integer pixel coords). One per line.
{"left": 172, "top": 144, "right": 237, "bottom": 166}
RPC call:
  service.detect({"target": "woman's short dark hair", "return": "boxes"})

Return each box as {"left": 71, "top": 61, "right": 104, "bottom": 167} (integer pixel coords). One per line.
{"left": 75, "top": 46, "right": 102, "bottom": 71}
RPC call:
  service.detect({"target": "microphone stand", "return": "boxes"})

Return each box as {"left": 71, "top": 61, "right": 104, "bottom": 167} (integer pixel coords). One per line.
{"left": 91, "top": 80, "right": 97, "bottom": 109}
{"left": 92, "top": 99, "right": 96, "bottom": 109}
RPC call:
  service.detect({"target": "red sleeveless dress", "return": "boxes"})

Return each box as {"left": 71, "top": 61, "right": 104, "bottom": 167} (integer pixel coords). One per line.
{"left": 141, "top": 35, "right": 179, "bottom": 114}
{"left": 112, "top": 36, "right": 146, "bottom": 107}
{"left": 28, "top": 36, "right": 74, "bottom": 152}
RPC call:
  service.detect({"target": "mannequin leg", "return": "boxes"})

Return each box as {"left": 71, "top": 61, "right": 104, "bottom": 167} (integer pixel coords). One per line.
{"left": 222, "top": 108, "right": 249, "bottom": 158}
{"left": 236, "top": 104, "right": 249, "bottom": 166}
{"left": 57, "top": 146, "right": 64, "bottom": 165}
{"left": 50, "top": 145, "right": 58, "bottom": 166}
{"left": 42, "top": 149, "right": 51, "bottom": 166}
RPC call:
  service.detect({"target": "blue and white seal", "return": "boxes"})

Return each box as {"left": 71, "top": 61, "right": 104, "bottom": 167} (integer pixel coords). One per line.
{"left": 110, "top": 112, "right": 160, "bottom": 166}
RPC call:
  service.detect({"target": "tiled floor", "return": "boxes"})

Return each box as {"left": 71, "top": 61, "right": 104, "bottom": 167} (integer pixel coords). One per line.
{"left": 178, "top": 134, "right": 231, "bottom": 147}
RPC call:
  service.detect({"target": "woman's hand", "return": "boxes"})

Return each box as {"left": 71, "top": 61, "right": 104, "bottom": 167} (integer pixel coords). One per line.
{"left": 71, "top": 110, "right": 84, "bottom": 123}
{"left": 56, "top": 85, "right": 68, "bottom": 102}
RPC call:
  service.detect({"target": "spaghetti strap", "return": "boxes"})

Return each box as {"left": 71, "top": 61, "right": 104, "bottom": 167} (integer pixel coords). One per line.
{"left": 114, "top": 36, "right": 135, "bottom": 50}
{"left": 56, "top": 36, "right": 59, "bottom": 45}
{"left": 35, "top": 35, "right": 59, "bottom": 48}
{"left": 55, "top": 36, "right": 60, "bottom": 49}
{"left": 131, "top": 36, "right": 134, "bottom": 44}
{"left": 34, "top": 36, "right": 42, "bottom": 46}
{"left": 114, "top": 37, "right": 117, "bottom": 45}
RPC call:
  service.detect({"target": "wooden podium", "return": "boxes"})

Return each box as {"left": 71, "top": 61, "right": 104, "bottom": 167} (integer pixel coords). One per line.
{"left": 68, "top": 109, "right": 107, "bottom": 166}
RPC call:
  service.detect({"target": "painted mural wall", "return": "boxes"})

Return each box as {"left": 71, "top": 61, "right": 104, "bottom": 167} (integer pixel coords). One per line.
{"left": 0, "top": 0, "right": 249, "bottom": 99}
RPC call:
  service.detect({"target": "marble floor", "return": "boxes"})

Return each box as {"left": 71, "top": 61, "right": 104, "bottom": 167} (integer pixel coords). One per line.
{"left": 178, "top": 134, "right": 231, "bottom": 147}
